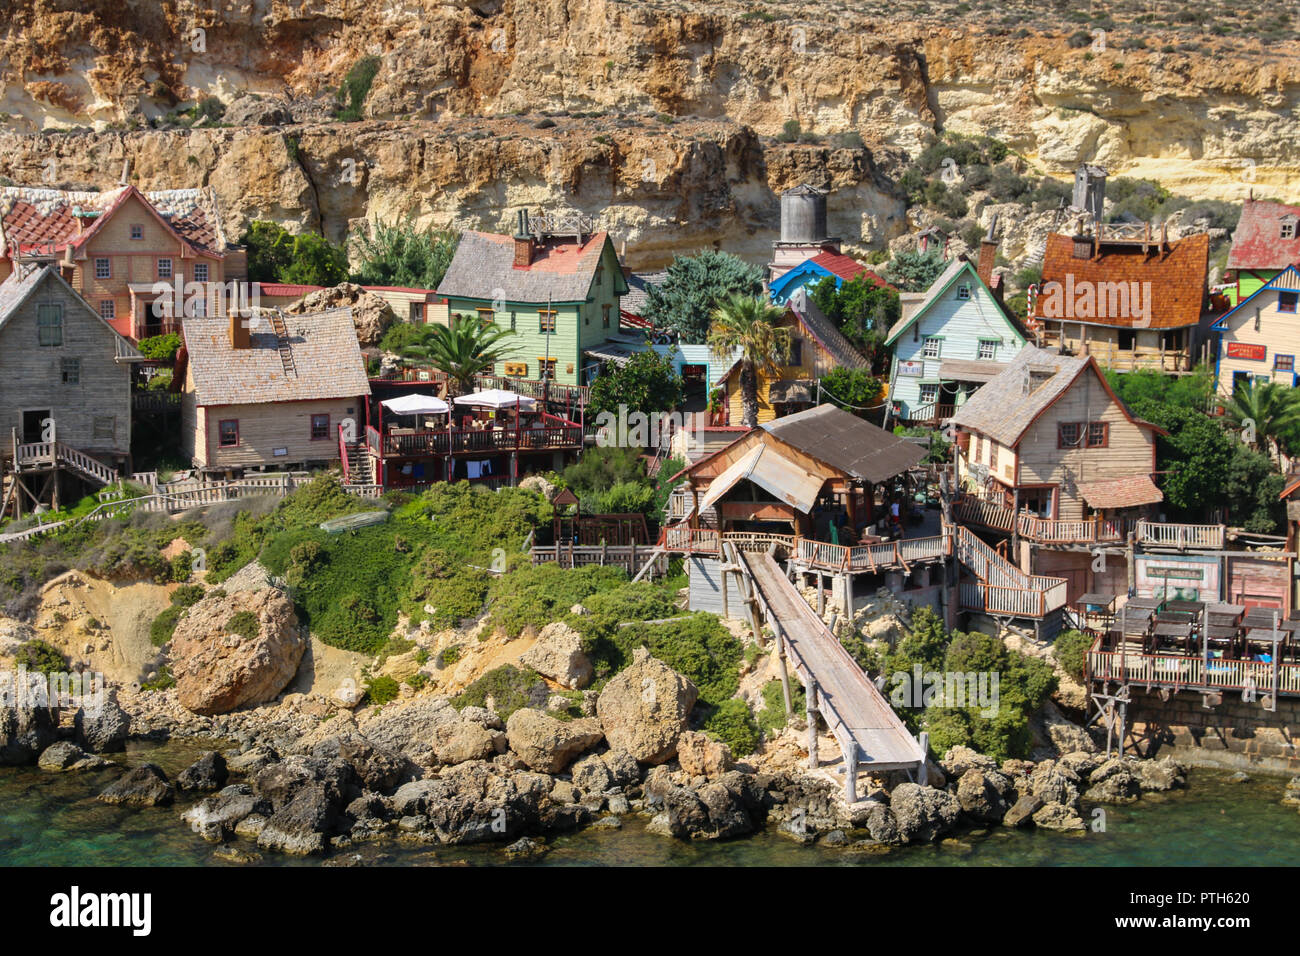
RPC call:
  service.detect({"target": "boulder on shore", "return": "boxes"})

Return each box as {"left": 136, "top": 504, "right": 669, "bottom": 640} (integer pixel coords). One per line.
{"left": 284, "top": 283, "right": 394, "bottom": 347}
{"left": 676, "top": 730, "right": 734, "bottom": 779}
{"left": 73, "top": 690, "right": 130, "bottom": 753}
{"left": 37, "top": 741, "right": 114, "bottom": 772}
{"left": 889, "top": 783, "right": 961, "bottom": 843}
{"left": 169, "top": 588, "right": 306, "bottom": 716}
{"left": 520, "top": 621, "right": 593, "bottom": 690}
{"left": 595, "top": 650, "right": 698, "bottom": 765}
{"left": 505, "top": 708, "right": 603, "bottom": 773}
{"left": 0, "top": 700, "right": 59, "bottom": 766}
{"left": 177, "top": 751, "right": 230, "bottom": 792}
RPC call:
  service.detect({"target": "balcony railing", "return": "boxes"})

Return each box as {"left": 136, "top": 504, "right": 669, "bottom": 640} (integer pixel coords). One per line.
{"left": 897, "top": 402, "right": 956, "bottom": 426}
{"left": 955, "top": 496, "right": 1224, "bottom": 549}
{"left": 1134, "top": 520, "right": 1225, "bottom": 550}
{"left": 1087, "top": 646, "right": 1300, "bottom": 697}
{"left": 374, "top": 415, "right": 583, "bottom": 458}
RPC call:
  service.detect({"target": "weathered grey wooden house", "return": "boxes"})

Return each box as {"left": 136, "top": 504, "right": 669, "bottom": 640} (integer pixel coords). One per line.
{"left": 0, "top": 263, "right": 142, "bottom": 514}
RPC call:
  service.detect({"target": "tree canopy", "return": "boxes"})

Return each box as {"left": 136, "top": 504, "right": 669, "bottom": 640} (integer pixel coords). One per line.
{"left": 884, "top": 248, "right": 948, "bottom": 292}
{"left": 807, "top": 273, "right": 900, "bottom": 371}
{"left": 351, "top": 219, "right": 460, "bottom": 290}
{"left": 588, "top": 349, "right": 685, "bottom": 418}
{"left": 643, "top": 250, "right": 764, "bottom": 342}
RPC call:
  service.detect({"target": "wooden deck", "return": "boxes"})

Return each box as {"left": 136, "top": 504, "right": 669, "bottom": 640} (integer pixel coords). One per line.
{"left": 740, "top": 549, "right": 926, "bottom": 800}
{"left": 955, "top": 495, "right": 1225, "bottom": 549}
{"left": 1088, "top": 646, "right": 1300, "bottom": 698}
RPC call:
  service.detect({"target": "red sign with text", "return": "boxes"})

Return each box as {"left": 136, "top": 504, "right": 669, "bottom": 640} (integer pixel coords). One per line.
{"left": 1226, "top": 342, "right": 1267, "bottom": 361}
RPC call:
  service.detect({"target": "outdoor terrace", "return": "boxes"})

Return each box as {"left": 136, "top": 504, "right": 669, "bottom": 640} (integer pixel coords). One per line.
{"left": 954, "top": 494, "right": 1225, "bottom": 549}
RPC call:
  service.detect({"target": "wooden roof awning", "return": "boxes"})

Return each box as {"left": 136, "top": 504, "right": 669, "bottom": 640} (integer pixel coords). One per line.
{"left": 699, "top": 444, "right": 825, "bottom": 515}
{"left": 1077, "top": 475, "right": 1163, "bottom": 510}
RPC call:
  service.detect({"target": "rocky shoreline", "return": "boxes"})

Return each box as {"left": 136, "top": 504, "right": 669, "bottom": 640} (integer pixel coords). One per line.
{"left": 13, "top": 653, "right": 1298, "bottom": 863}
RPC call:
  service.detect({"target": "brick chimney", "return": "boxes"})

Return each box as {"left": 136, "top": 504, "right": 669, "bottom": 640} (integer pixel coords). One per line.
{"left": 513, "top": 209, "right": 533, "bottom": 268}
{"left": 229, "top": 312, "right": 251, "bottom": 349}
{"left": 977, "top": 214, "right": 999, "bottom": 291}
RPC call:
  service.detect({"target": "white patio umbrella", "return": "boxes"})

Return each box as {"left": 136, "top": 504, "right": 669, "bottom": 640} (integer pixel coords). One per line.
{"left": 380, "top": 393, "right": 450, "bottom": 415}
{"left": 452, "top": 389, "right": 537, "bottom": 411}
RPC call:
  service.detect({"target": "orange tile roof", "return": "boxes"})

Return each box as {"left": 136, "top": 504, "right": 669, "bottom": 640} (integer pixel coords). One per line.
{"left": 1040, "top": 231, "right": 1209, "bottom": 330}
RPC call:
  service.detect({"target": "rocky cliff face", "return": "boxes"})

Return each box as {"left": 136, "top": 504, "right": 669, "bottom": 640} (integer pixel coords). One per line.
{"left": 1, "top": 1, "right": 1297, "bottom": 264}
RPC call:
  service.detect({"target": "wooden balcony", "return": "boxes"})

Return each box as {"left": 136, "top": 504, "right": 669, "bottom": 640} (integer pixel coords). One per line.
{"left": 1135, "top": 520, "right": 1225, "bottom": 550}
{"left": 897, "top": 402, "right": 956, "bottom": 427}
{"left": 1087, "top": 645, "right": 1300, "bottom": 698}
{"left": 366, "top": 414, "right": 583, "bottom": 459}
{"left": 955, "top": 496, "right": 1224, "bottom": 549}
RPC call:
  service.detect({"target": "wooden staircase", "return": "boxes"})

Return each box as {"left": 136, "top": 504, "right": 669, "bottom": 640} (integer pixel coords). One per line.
{"left": 15, "top": 441, "right": 117, "bottom": 486}
{"left": 344, "top": 442, "right": 374, "bottom": 484}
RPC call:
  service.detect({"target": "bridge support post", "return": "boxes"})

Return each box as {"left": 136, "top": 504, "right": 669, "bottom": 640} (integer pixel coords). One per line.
{"left": 776, "top": 631, "right": 793, "bottom": 719}
{"left": 842, "top": 572, "right": 853, "bottom": 617}
{"left": 844, "top": 745, "right": 858, "bottom": 803}
{"left": 816, "top": 572, "right": 825, "bottom": 614}
{"left": 917, "top": 732, "right": 929, "bottom": 786}
{"left": 806, "top": 683, "right": 819, "bottom": 770}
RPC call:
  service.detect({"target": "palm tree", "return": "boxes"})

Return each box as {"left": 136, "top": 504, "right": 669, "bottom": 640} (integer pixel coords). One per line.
{"left": 401, "top": 313, "right": 516, "bottom": 395}
{"left": 707, "top": 294, "right": 791, "bottom": 428}
{"left": 1226, "top": 379, "right": 1300, "bottom": 462}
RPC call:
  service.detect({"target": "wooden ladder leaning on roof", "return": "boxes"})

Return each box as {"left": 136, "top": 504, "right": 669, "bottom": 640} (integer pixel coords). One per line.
{"left": 268, "top": 309, "right": 297, "bottom": 377}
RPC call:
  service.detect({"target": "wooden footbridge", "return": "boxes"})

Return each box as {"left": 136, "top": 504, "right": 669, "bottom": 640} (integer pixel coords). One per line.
{"left": 735, "top": 546, "right": 928, "bottom": 801}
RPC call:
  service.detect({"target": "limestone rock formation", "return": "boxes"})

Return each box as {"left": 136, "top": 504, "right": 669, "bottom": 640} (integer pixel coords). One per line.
{"left": 169, "top": 588, "right": 306, "bottom": 716}
{"left": 596, "top": 650, "right": 698, "bottom": 765}
{"left": 504, "top": 708, "right": 603, "bottom": 773}
{"left": 519, "top": 621, "right": 593, "bottom": 690}
{"left": 284, "top": 283, "right": 395, "bottom": 347}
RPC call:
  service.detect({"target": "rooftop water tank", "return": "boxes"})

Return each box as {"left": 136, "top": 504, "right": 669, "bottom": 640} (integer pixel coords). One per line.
{"left": 779, "top": 184, "right": 828, "bottom": 243}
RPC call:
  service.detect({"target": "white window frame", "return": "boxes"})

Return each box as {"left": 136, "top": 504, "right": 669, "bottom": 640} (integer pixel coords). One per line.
{"left": 956, "top": 284, "right": 971, "bottom": 300}
{"left": 157, "top": 258, "right": 173, "bottom": 280}
{"left": 193, "top": 263, "right": 209, "bottom": 283}
{"left": 978, "top": 339, "right": 998, "bottom": 360}
{"left": 923, "top": 336, "right": 942, "bottom": 359}
{"left": 98, "top": 299, "right": 115, "bottom": 321}
{"left": 919, "top": 383, "right": 940, "bottom": 405}
{"left": 129, "top": 224, "right": 144, "bottom": 240}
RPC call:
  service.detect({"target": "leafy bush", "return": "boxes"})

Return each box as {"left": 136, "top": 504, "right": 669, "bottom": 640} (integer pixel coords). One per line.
{"left": 351, "top": 219, "right": 459, "bottom": 290}
{"left": 598, "top": 481, "right": 656, "bottom": 515}
{"left": 365, "top": 675, "right": 400, "bottom": 706}
{"left": 756, "top": 677, "right": 806, "bottom": 737}
{"left": 643, "top": 250, "right": 764, "bottom": 342}
{"left": 16, "top": 639, "right": 66, "bottom": 675}
{"left": 142, "top": 665, "right": 175, "bottom": 692}
{"left": 701, "top": 698, "right": 760, "bottom": 757}
{"left": 1053, "top": 629, "right": 1093, "bottom": 682}
{"left": 137, "top": 333, "right": 182, "bottom": 361}
{"left": 587, "top": 350, "right": 685, "bottom": 419}
{"left": 226, "top": 610, "right": 260, "bottom": 641}
{"left": 150, "top": 606, "right": 184, "bottom": 647}
{"left": 452, "top": 664, "right": 548, "bottom": 720}
{"left": 171, "top": 584, "right": 206, "bottom": 607}
{"left": 336, "top": 55, "right": 381, "bottom": 121}
{"left": 403, "top": 549, "right": 491, "bottom": 628}
{"left": 487, "top": 563, "right": 627, "bottom": 639}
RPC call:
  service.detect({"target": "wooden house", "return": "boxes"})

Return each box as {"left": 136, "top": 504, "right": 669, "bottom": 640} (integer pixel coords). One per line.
{"left": 674, "top": 403, "right": 925, "bottom": 537}
{"left": 436, "top": 211, "right": 628, "bottom": 388}
{"left": 1224, "top": 197, "right": 1300, "bottom": 306}
{"left": 946, "top": 346, "right": 1163, "bottom": 523}
{"left": 0, "top": 185, "right": 246, "bottom": 341}
{"left": 716, "top": 287, "right": 868, "bottom": 425}
{"left": 1211, "top": 265, "right": 1300, "bottom": 397}
{"left": 767, "top": 250, "right": 891, "bottom": 306}
{"left": 884, "top": 255, "right": 1030, "bottom": 426}
{"left": 176, "top": 308, "right": 371, "bottom": 474}
{"left": 0, "top": 263, "right": 142, "bottom": 513}
{"left": 1036, "top": 228, "right": 1212, "bottom": 372}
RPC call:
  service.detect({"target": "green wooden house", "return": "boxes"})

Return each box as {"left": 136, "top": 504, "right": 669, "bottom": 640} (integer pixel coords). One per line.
{"left": 437, "top": 213, "right": 628, "bottom": 387}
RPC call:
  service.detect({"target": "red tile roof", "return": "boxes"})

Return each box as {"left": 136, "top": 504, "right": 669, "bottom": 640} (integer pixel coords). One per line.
{"left": 1226, "top": 198, "right": 1300, "bottom": 273}
{"left": 809, "top": 251, "right": 893, "bottom": 289}
{"left": 1040, "top": 231, "right": 1209, "bottom": 330}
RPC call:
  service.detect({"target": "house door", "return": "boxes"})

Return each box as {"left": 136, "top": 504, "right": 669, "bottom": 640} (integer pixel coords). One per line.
{"left": 22, "top": 409, "right": 50, "bottom": 444}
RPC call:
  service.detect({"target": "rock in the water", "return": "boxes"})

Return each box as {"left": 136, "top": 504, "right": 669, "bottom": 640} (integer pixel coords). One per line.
{"left": 595, "top": 650, "right": 698, "bottom": 765}
{"left": 37, "top": 741, "right": 113, "bottom": 772}
{"left": 504, "top": 836, "right": 546, "bottom": 859}
{"left": 98, "top": 763, "right": 174, "bottom": 807}
{"left": 170, "top": 587, "right": 306, "bottom": 715}
{"left": 1027, "top": 760, "right": 1082, "bottom": 810}
{"left": 1281, "top": 776, "right": 1300, "bottom": 807}
{"left": 1083, "top": 758, "right": 1141, "bottom": 804}
{"left": 520, "top": 621, "right": 593, "bottom": 690}
{"left": 889, "top": 783, "right": 961, "bottom": 843}
{"left": 676, "top": 730, "right": 734, "bottom": 779}
{"left": 0, "top": 698, "right": 59, "bottom": 765}
{"left": 73, "top": 690, "right": 129, "bottom": 753}
{"left": 177, "top": 751, "right": 230, "bottom": 792}
{"left": 1032, "top": 800, "right": 1086, "bottom": 831}
{"left": 956, "top": 768, "right": 1013, "bottom": 824}
{"left": 1229, "top": 771, "right": 1251, "bottom": 784}
{"left": 226, "top": 745, "right": 280, "bottom": 776}
{"left": 1131, "top": 756, "right": 1187, "bottom": 792}
{"left": 182, "top": 785, "right": 265, "bottom": 842}
{"left": 309, "top": 734, "right": 409, "bottom": 792}
{"left": 505, "top": 709, "right": 603, "bottom": 773}
{"left": 1002, "top": 793, "right": 1044, "bottom": 828}
{"left": 257, "top": 784, "right": 338, "bottom": 855}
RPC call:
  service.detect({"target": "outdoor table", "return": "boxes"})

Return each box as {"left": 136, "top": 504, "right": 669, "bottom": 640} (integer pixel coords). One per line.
{"left": 1155, "top": 610, "right": 1194, "bottom": 625}
{"left": 1165, "top": 599, "right": 1205, "bottom": 614}
{"left": 1205, "top": 624, "right": 1238, "bottom": 641}
{"left": 1125, "top": 597, "right": 1162, "bottom": 610}
{"left": 1243, "top": 608, "right": 1282, "bottom": 629}
{"left": 1206, "top": 603, "right": 1244, "bottom": 625}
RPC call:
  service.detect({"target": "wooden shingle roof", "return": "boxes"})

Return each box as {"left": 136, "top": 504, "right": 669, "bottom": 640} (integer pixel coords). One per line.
{"left": 1040, "top": 231, "right": 1209, "bottom": 330}
{"left": 182, "top": 309, "right": 371, "bottom": 407}
{"left": 438, "top": 230, "right": 623, "bottom": 304}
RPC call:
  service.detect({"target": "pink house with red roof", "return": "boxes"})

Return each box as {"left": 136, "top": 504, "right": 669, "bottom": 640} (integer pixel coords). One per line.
{"left": 1225, "top": 196, "right": 1300, "bottom": 305}
{"left": 0, "top": 185, "right": 246, "bottom": 342}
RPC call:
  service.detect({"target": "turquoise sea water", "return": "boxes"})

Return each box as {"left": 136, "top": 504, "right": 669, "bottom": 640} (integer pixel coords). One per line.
{"left": 2, "top": 739, "right": 1298, "bottom": 866}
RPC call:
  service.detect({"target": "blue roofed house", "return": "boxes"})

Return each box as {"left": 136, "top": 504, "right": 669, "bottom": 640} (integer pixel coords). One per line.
{"left": 883, "top": 250, "right": 1031, "bottom": 426}
{"left": 767, "top": 250, "right": 893, "bottom": 306}
{"left": 1210, "top": 264, "right": 1300, "bottom": 398}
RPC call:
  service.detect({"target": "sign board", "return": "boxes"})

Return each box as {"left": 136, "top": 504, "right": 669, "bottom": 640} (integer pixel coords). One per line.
{"left": 1226, "top": 342, "right": 1267, "bottom": 361}
{"left": 897, "top": 360, "right": 924, "bottom": 377}
{"left": 1149, "top": 567, "right": 1204, "bottom": 580}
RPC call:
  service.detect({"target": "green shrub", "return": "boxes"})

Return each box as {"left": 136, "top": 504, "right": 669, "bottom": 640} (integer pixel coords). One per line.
{"left": 407, "top": 673, "right": 428, "bottom": 692}
{"left": 336, "top": 55, "right": 381, "bottom": 121}
{"left": 137, "top": 333, "right": 182, "bottom": 361}
{"left": 1053, "top": 629, "right": 1093, "bottom": 682}
{"left": 487, "top": 563, "right": 627, "bottom": 639}
{"left": 225, "top": 610, "right": 260, "bottom": 641}
{"left": 169, "top": 550, "right": 193, "bottom": 583}
{"left": 365, "top": 675, "right": 400, "bottom": 705}
{"left": 702, "top": 698, "right": 760, "bottom": 757}
{"left": 403, "top": 549, "right": 491, "bottom": 628}
{"left": 171, "top": 584, "right": 206, "bottom": 607}
{"left": 756, "top": 678, "right": 806, "bottom": 737}
{"left": 150, "top": 606, "right": 184, "bottom": 647}
{"left": 16, "top": 639, "right": 65, "bottom": 675}
{"left": 142, "top": 665, "right": 176, "bottom": 691}
{"left": 452, "top": 664, "right": 547, "bottom": 720}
